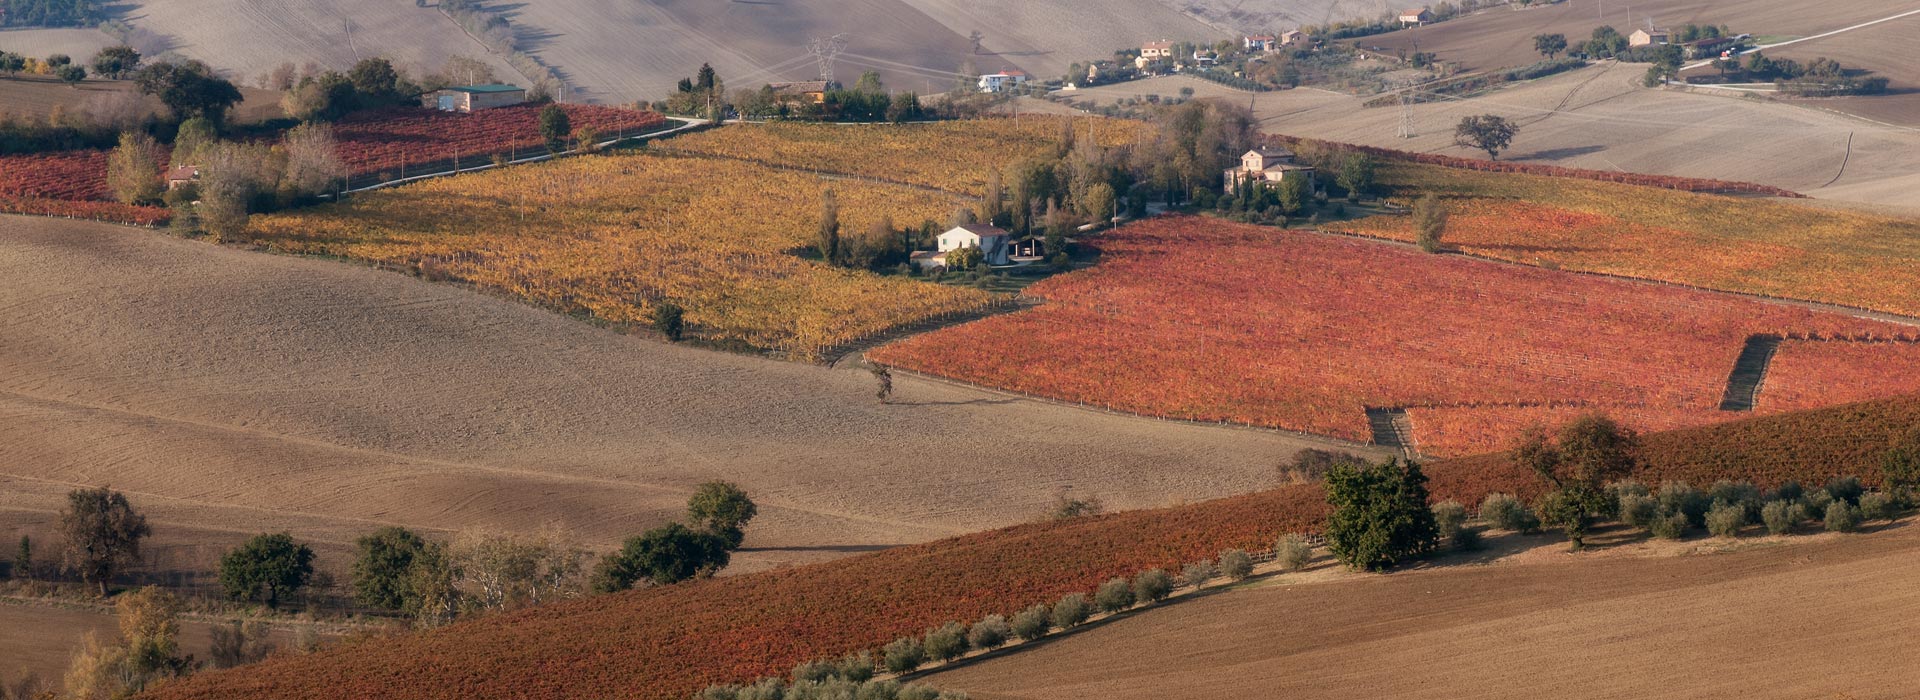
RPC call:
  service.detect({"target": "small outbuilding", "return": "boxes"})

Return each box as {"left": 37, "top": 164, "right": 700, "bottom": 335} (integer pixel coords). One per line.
{"left": 429, "top": 84, "right": 527, "bottom": 112}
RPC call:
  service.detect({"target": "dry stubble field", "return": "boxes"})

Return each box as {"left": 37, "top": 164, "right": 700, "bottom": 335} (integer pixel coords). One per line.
{"left": 929, "top": 522, "right": 1920, "bottom": 700}
{"left": 1242, "top": 62, "right": 1920, "bottom": 209}
{"left": 0, "top": 215, "right": 1376, "bottom": 584}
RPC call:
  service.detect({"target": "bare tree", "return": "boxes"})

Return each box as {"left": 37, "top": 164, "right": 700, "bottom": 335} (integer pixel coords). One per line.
{"left": 447, "top": 528, "right": 585, "bottom": 613}
{"left": 281, "top": 122, "right": 346, "bottom": 199}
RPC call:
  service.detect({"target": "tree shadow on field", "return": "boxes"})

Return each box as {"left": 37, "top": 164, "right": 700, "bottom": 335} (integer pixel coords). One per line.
{"left": 1510, "top": 144, "right": 1608, "bottom": 162}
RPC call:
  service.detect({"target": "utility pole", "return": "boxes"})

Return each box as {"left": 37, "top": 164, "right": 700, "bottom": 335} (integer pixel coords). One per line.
{"left": 1396, "top": 80, "right": 1418, "bottom": 139}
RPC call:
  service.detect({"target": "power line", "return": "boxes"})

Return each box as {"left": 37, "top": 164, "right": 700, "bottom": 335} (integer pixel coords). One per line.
{"left": 808, "top": 34, "right": 849, "bottom": 84}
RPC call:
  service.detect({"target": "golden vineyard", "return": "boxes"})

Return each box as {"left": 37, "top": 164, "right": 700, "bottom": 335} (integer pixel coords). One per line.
{"left": 663, "top": 116, "right": 1153, "bottom": 195}
{"left": 244, "top": 149, "right": 995, "bottom": 359}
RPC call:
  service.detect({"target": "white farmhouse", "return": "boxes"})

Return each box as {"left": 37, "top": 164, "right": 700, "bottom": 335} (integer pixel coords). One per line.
{"left": 937, "top": 224, "right": 1013, "bottom": 266}
{"left": 1223, "top": 147, "right": 1315, "bottom": 193}
{"left": 977, "top": 70, "right": 1028, "bottom": 93}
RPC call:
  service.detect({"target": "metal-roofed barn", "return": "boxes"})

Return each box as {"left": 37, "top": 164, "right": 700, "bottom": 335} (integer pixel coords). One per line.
{"left": 429, "top": 84, "right": 528, "bottom": 112}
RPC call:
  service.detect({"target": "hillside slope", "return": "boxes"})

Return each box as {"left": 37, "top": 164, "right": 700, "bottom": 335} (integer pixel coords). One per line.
{"left": 0, "top": 215, "right": 1359, "bottom": 578}
{"left": 9, "top": 0, "right": 1393, "bottom": 104}
{"left": 1243, "top": 62, "right": 1920, "bottom": 208}
{"left": 137, "top": 392, "right": 1920, "bottom": 700}
{"left": 929, "top": 521, "right": 1920, "bottom": 700}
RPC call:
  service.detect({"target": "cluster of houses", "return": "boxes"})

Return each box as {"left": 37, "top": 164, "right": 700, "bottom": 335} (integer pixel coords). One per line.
{"left": 1626, "top": 27, "right": 1744, "bottom": 59}
{"left": 1129, "top": 30, "right": 1315, "bottom": 73}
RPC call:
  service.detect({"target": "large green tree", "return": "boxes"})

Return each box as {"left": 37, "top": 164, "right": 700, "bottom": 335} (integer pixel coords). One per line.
{"left": 590, "top": 523, "right": 731, "bottom": 591}
{"left": 90, "top": 45, "right": 139, "bottom": 78}
{"left": 351, "top": 526, "right": 430, "bottom": 611}
{"left": 1324, "top": 458, "right": 1439, "bottom": 572}
{"left": 219, "top": 532, "right": 316, "bottom": 608}
{"left": 1514, "top": 414, "right": 1639, "bottom": 549}
{"left": 687, "top": 481, "right": 758, "bottom": 549}
{"left": 1453, "top": 114, "right": 1519, "bottom": 160}
{"left": 59, "top": 486, "right": 151, "bottom": 595}
{"left": 134, "top": 60, "right": 243, "bottom": 123}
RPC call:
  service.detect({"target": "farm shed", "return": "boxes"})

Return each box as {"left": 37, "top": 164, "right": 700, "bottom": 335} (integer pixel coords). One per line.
{"left": 429, "top": 84, "right": 527, "bottom": 112}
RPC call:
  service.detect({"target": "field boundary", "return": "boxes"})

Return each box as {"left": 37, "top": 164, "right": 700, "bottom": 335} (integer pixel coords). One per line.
{"left": 877, "top": 364, "right": 1379, "bottom": 452}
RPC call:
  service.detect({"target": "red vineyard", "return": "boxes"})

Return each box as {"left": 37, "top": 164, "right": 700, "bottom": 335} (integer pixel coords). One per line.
{"left": 332, "top": 104, "right": 668, "bottom": 179}
{"left": 138, "top": 393, "right": 1920, "bottom": 700}
{"left": 0, "top": 104, "right": 667, "bottom": 223}
{"left": 0, "top": 149, "right": 114, "bottom": 200}
{"left": 869, "top": 216, "right": 1920, "bottom": 456}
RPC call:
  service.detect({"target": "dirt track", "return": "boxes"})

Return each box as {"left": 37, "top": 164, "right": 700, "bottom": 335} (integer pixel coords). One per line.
{"left": 0, "top": 215, "right": 1379, "bottom": 579}
{"left": 929, "top": 522, "right": 1920, "bottom": 699}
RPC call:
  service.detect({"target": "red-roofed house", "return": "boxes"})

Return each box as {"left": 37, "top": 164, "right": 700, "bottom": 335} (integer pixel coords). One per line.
{"left": 164, "top": 165, "right": 200, "bottom": 191}
{"left": 1245, "top": 35, "right": 1278, "bottom": 52}
{"left": 1141, "top": 40, "right": 1175, "bottom": 59}
{"left": 1399, "top": 8, "right": 1432, "bottom": 25}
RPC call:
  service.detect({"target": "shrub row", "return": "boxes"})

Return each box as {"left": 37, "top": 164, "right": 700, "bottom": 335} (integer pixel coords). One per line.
{"left": 708, "top": 536, "right": 1321, "bottom": 699}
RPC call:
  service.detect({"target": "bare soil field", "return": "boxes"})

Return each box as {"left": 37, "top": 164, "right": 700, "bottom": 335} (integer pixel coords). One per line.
{"left": 929, "top": 521, "right": 1920, "bottom": 700}
{"left": 87, "top": 0, "right": 516, "bottom": 88}
{"left": 0, "top": 27, "right": 114, "bottom": 62}
{"left": 0, "top": 600, "right": 312, "bottom": 683}
{"left": 1360, "top": 0, "right": 1903, "bottom": 74}
{"left": 0, "top": 215, "right": 1380, "bottom": 581}
{"left": 1237, "top": 63, "right": 1920, "bottom": 209}
{"left": 0, "top": 75, "right": 283, "bottom": 123}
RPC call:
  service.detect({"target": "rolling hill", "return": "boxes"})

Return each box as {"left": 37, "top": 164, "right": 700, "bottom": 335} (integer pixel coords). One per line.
{"left": 133, "top": 391, "right": 1920, "bottom": 700}
{"left": 5, "top": 0, "right": 1394, "bottom": 105}
{"left": 0, "top": 214, "right": 1364, "bottom": 585}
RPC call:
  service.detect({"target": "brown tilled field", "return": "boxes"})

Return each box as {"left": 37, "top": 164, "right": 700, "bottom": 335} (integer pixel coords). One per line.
{"left": 928, "top": 522, "right": 1920, "bottom": 700}
{"left": 63, "top": 0, "right": 519, "bottom": 88}
{"left": 0, "top": 75, "right": 283, "bottom": 123}
{"left": 1234, "top": 63, "right": 1920, "bottom": 209}
{"left": 0, "top": 601, "right": 316, "bottom": 683}
{"left": 0, "top": 215, "right": 1379, "bottom": 582}
{"left": 1358, "top": 0, "right": 1902, "bottom": 74}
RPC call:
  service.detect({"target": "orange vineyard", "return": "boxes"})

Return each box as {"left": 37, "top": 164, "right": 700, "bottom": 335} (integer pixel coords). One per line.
{"left": 661, "top": 117, "right": 1151, "bottom": 195}
{"left": 1324, "top": 163, "right": 1920, "bottom": 316}
{"left": 870, "top": 216, "right": 1920, "bottom": 456}
{"left": 244, "top": 150, "right": 995, "bottom": 359}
